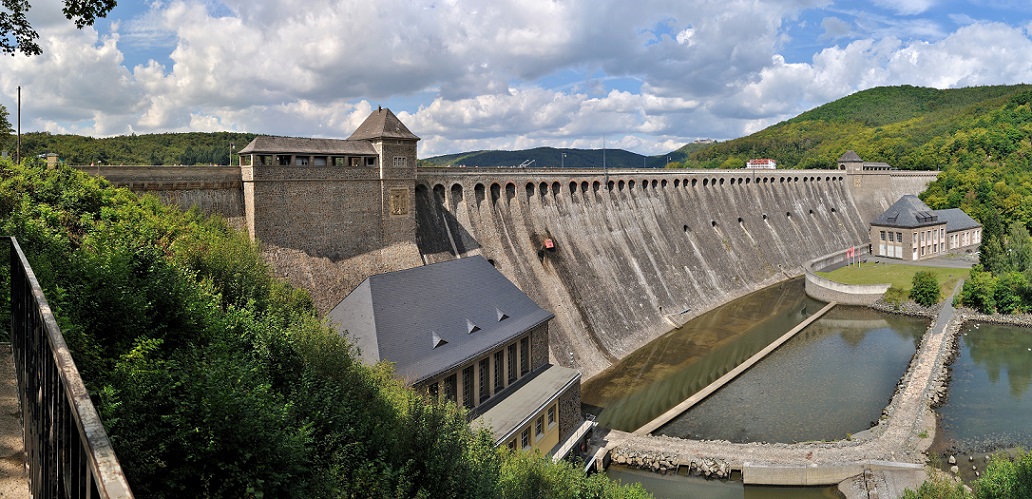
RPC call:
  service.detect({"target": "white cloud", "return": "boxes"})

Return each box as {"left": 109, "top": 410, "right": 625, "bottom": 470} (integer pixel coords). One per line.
{"left": 2, "top": 0, "right": 1032, "bottom": 160}
{"left": 872, "top": 0, "right": 936, "bottom": 16}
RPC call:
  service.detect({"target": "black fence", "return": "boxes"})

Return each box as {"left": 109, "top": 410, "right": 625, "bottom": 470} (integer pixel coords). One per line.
{"left": 7, "top": 237, "right": 133, "bottom": 498}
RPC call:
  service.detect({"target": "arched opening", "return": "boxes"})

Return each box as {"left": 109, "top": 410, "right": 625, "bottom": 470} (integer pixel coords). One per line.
{"left": 551, "top": 182, "right": 561, "bottom": 196}
{"left": 581, "top": 181, "right": 589, "bottom": 193}
{"left": 450, "top": 183, "right": 463, "bottom": 208}
{"left": 569, "top": 181, "right": 577, "bottom": 195}
{"left": 711, "top": 220, "right": 718, "bottom": 227}
{"left": 692, "top": 178, "right": 698, "bottom": 187}
{"left": 703, "top": 178, "right": 709, "bottom": 187}
{"left": 505, "top": 182, "right": 516, "bottom": 202}
{"left": 786, "top": 212, "right": 792, "bottom": 218}
{"left": 628, "top": 180, "right": 636, "bottom": 190}
{"left": 683, "top": 225, "right": 691, "bottom": 233}
{"left": 474, "top": 183, "right": 485, "bottom": 206}
{"left": 526, "top": 182, "right": 535, "bottom": 198}
{"left": 674, "top": 179, "right": 680, "bottom": 188}
{"left": 618, "top": 180, "right": 625, "bottom": 191}
{"left": 661, "top": 179, "right": 667, "bottom": 188}
{"left": 539, "top": 182, "right": 548, "bottom": 197}
{"left": 490, "top": 183, "right": 501, "bottom": 205}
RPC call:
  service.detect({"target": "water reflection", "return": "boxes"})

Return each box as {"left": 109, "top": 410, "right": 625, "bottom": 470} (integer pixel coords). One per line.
{"left": 657, "top": 306, "right": 927, "bottom": 443}
{"left": 606, "top": 465, "right": 844, "bottom": 499}
{"left": 937, "top": 322, "right": 1032, "bottom": 452}
{"left": 582, "top": 279, "right": 823, "bottom": 431}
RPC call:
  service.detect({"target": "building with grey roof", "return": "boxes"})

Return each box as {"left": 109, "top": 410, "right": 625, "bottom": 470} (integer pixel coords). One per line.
{"left": 869, "top": 195, "right": 981, "bottom": 261}
{"left": 327, "top": 255, "right": 585, "bottom": 457}
{"left": 837, "top": 150, "right": 895, "bottom": 172}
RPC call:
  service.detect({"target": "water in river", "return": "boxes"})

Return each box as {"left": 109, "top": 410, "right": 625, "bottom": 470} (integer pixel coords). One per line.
{"left": 583, "top": 278, "right": 825, "bottom": 432}
{"left": 657, "top": 306, "right": 927, "bottom": 443}
{"left": 606, "top": 465, "right": 844, "bottom": 499}
{"left": 936, "top": 322, "right": 1032, "bottom": 454}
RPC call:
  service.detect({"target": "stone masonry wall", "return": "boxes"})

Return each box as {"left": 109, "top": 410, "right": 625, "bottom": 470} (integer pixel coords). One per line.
{"left": 558, "top": 380, "right": 582, "bottom": 447}
{"left": 414, "top": 169, "right": 934, "bottom": 379}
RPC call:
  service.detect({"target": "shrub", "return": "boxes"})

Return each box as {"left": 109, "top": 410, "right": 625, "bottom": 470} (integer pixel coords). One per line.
{"left": 910, "top": 271, "right": 941, "bottom": 307}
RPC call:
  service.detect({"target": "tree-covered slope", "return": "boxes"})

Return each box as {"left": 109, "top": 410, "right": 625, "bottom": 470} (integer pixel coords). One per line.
{"left": 0, "top": 159, "right": 650, "bottom": 498}
{"left": 8, "top": 131, "right": 257, "bottom": 166}
{"left": 421, "top": 146, "right": 690, "bottom": 168}
{"left": 684, "top": 84, "right": 1032, "bottom": 170}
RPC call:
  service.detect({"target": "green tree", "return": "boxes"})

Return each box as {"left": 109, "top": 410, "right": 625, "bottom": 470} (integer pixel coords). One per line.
{"left": 1, "top": 0, "right": 117, "bottom": 56}
{"left": 973, "top": 450, "right": 1032, "bottom": 499}
{"left": 961, "top": 266, "right": 998, "bottom": 313}
{"left": 910, "top": 271, "right": 941, "bottom": 307}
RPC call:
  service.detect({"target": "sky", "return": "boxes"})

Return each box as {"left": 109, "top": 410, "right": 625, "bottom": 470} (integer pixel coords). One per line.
{"left": 3, "top": 1, "right": 1032, "bottom": 158}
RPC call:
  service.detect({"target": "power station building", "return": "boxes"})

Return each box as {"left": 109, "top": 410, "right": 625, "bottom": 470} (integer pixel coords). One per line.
{"left": 869, "top": 195, "right": 981, "bottom": 261}
{"left": 326, "top": 256, "right": 585, "bottom": 457}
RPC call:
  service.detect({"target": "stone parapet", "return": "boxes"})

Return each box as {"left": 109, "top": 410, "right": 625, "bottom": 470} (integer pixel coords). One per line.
{"left": 804, "top": 248, "right": 890, "bottom": 305}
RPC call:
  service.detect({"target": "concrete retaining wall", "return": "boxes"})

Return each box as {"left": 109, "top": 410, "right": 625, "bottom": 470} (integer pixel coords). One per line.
{"left": 804, "top": 248, "right": 891, "bottom": 305}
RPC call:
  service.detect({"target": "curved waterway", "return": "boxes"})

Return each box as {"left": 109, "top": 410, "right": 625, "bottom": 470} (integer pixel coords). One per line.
{"left": 935, "top": 322, "right": 1032, "bottom": 454}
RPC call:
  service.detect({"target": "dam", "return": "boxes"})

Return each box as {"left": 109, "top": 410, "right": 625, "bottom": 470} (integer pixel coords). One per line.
{"left": 412, "top": 167, "right": 934, "bottom": 378}
{"left": 78, "top": 162, "right": 937, "bottom": 380}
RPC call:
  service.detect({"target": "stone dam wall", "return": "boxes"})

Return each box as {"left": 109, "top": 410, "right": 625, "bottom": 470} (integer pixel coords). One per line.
{"left": 414, "top": 168, "right": 935, "bottom": 379}
{"left": 79, "top": 165, "right": 936, "bottom": 380}
{"left": 74, "top": 166, "right": 245, "bottom": 229}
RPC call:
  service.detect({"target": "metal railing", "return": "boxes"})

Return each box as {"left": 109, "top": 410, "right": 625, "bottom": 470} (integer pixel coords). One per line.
{"left": 7, "top": 237, "right": 133, "bottom": 498}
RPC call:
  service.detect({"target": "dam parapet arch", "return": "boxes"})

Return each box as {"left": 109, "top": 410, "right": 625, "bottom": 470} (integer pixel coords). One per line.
{"left": 804, "top": 247, "right": 891, "bottom": 305}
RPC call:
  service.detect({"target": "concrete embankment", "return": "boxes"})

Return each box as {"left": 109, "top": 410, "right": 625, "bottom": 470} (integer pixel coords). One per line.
{"left": 414, "top": 169, "right": 930, "bottom": 378}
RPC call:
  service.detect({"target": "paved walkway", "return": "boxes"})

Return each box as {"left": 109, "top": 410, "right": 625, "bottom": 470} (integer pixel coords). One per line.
{"left": 0, "top": 345, "right": 27, "bottom": 498}
{"left": 603, "top": 280, "right": 965, "bottom": 490}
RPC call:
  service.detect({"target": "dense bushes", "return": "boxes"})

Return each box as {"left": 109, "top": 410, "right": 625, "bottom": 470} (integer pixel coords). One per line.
{"left": 0, "top": 159, "right": 649, "bottom": 498}
{"left": 909, "top": 271, "right": 941, "bottom": 307}
{"left": 902, "top": 450, "right": 1032, "bottom": 498}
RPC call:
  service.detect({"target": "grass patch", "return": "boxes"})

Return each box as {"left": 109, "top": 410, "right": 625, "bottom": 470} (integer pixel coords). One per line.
{"left": 818, "top": 263, "right": 970, "bottom": 303}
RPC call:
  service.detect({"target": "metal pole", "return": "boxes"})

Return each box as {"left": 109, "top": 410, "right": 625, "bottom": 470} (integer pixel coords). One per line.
{"left": 16, "top": 86, "right": 21, "bottom": 166}
{"left": 602, "top": 137, "right": 608, "bottom": 187}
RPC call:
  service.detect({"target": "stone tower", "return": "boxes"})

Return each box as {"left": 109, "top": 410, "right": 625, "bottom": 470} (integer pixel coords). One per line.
{"left": 237, "top": 107, "right": 419, "bottom": 261}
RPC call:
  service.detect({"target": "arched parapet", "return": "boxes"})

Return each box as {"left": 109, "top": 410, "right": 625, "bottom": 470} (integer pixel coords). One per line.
{"left": 804, "top": 247, "right": 890, "bottom": 305}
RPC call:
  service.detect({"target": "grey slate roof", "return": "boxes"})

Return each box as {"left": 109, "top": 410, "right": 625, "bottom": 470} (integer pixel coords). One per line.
{"left": 348, "top": 107, "right": 420, "bottom": 141}
{"left": 236, "top": 136, "right": 377, "bottom": 155}
{"left": 933, "top": 208, "right": 981, "bottom": 232}
{"left": 839, "top": 150, "right": 863, "bottom": 162}
{"left": 327, "top": 256, "right": 553, "bottom": 384}
{"left": 871, "top": 195, "right": 943, "bottom": 229}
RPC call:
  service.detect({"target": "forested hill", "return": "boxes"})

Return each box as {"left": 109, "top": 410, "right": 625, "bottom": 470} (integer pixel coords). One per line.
{"left": 420, "top": 145, "right": 697, "bottom": 168}
{"left": 7, "top": 131, "right": 257, "bottom": 166}
{"left": 684, "top": 84, "right": 1032, "bottom": 170}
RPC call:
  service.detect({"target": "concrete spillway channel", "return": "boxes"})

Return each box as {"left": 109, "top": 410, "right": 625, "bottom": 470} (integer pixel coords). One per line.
{"left": 633, "top": 301, "right": 838, "bottom": 436}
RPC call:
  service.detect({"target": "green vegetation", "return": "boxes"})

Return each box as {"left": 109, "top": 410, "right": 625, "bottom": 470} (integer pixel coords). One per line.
{"left": 958, "top": 223, "right": 1032, "bottom": 314}
{"left": 14, "top": 131, "right": 257, "bottom": 166}
{"left": 902, "top": 449, "right": 1032, "bottom": 498}
{"left": 0, "top": 158, "right": 650, "bottom": 498}
{"left": 817, "top": 264, "right": 968, "bottom": 302}
{"left": 677, "top": 84, "right": 1032, "bottom": 170}
{"left": 420, "top": 146, "right": 683, "bottom": 168}
{"left": 910, "top": 271, "right": 941, "bottom": 307}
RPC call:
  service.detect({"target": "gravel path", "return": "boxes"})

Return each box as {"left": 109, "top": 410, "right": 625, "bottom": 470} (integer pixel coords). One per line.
{"left": 0, "top": 345, "right": 28, "bottom": 498}
{"left": 603, "top": 281, "right": 964, "bottom": 484}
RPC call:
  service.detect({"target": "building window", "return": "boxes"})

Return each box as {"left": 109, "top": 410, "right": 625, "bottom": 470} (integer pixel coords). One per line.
{"left": 896, "top": 232, "right": 902, "bottom": 242}
{"left": 366, "top": 157, "right": 376, "bottom": 166}
{"left": 462, "top": 366, "right": 474, "bottom": 409}
{"left": 535, "top": 416, "right": 544, "bottom": 437}
{"left": 444, "top": 374, "right": 456, "bottom": 403}
{"left": 277, "top": 155, "right": 291, "bottom": 166}
{"left": 428, "top": 382, "right": 439, "bottom": 400}
{"left": 888, "top": 232, "right": 894, "bottom": 242}
{"left": 313, "top": 156, "right": 327, "bottom": 166}
{"left": 521, "top": 429, "right": 530, "bottom": 449}
{"left": 479, "top": 358, "right": 490, "bottom": 403}
{"left": 295, "top": 156, "right": 309, "bottom": 166}
{"left": 880, "top": 231, "right": 886, "bottom": 241}
{"left": 494, "top": 351, "right": 504, "bottom": 392}
{"left": 333, "top": 157, "right": 346, "bottom": 166}
{"left": 508, "top": 440, "right": 517, "bottom": 451}
{"left": 394, "top": 156, "right": 407, "bottom": 168}
{"left": 507, "top": 344, "right": 517, "bottom": 383}
{"left": 350, "top": 157, "right": 361, "bottom": 167}
{"left": 520, "top": 337, "right": 529, "bottom": 375}
{"left": 547, "top": 406, "right": 556, "bottom": 427}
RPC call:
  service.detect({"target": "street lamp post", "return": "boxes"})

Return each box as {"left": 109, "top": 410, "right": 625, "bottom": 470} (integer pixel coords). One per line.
{"left": 561, "top": 152, "right": 566, "bottom": 168}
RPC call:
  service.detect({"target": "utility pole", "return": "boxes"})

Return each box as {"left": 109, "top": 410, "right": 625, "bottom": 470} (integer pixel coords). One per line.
{"left": 603, "top": 136, "right": 608, "bottom": 188}
{"left": 16, "top": 86, "right": 21, "bottom": 166}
